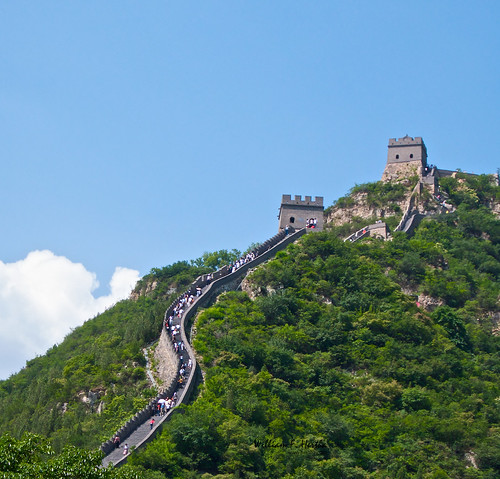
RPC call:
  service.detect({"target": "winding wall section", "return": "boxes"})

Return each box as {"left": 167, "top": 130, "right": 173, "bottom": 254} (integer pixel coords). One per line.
{"left": 101, "top": 227, "right": 307, "bottom": 467}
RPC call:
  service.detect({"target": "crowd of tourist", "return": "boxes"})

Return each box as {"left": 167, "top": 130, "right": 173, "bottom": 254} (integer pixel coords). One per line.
{"left": 306, "top": 218, "right": 318, "bottom": 228}
{"left": 108, "top": 228, "right": 297, "bottom": 461}
{"left": 230, "top": 251, "right": 257, "bottom": 273}
{"left": 164, "top": 295, "right": 195, "bottom": 390}
{"left": 152, "top": 392, "right": 178, "bottom": 417}
{"left": 173, "top": 292, "right": 196, "bottom": 318}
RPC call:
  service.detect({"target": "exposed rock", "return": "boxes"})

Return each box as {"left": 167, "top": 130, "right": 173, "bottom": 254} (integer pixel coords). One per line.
{"left": 417, "top": 294, "right": 444, "bottom": 312}
{"left": 96, "top": 401, "right": 105, "bottom": 415}
{"left": 153, "top": 329, "right": 178, "bottom": 393}
{"left": 88, "top": 390, "right": 101, "bottom": 406}
{"left": 486, "top": 200, "right": 500, "bottom": 218}
{"left": 465, "top": 451, "right": 478, "bottom": 469}
{"left": 130, "top": 280, "right": 158, "bottom": 300}
{"left": 326, "top": 193, "right": 385, "bottom": 226}
{"left": 146, "top": 281, "right": 158, "bottom": 294}
{"left": 240, "top": 276, "right": 277, "bottom": 299}
{"left": 489, "top": 311, "right": 500, "bottom": 335}
{"left": 77, "top": 388, "right": 105, "bottom": 407}
{"left": 78, "top": 391, "right": 88, "bottom": 404}
{"left": 240, "top": 277, "right": 260, "bottom": 299}
{"left": 325, "top": 188, "right": 414, "bottom": 227}
{"left": 382, "top": 162, "right": 421, "bottom": 183}
{"left": 400, "top": 286, "right": 418, "bottom": 298}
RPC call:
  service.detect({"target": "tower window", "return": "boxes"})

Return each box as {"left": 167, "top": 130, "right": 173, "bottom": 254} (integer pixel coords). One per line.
{"left": 289, "top": 217, "right": 295, "bottom": 223}
{"left": 410, "top": 154, "right": 414, "bottom": 158}
{"left": 396, "top": 154, "right": 399, "bottom": 159}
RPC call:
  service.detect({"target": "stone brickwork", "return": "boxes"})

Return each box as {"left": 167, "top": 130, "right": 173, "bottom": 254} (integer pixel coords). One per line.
{"left": 154, "top": 329, "right": 180, "bottom": 393}
{"left": 382, "top": 136, "right": 427, "bottom": 182}
{"left": 369, "top": 222, "right": 389, "bottom": 239}
{"left": 102, "top": 228, "right": 308, "bottom": 467}
{"left": 278, "top": 194, "right": 324, "bottom": 231}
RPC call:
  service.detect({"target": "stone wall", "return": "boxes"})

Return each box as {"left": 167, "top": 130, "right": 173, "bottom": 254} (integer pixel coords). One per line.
{"left": 100, "top": 376, "right": 179, "bottom": 456}
{"left": 154, "top": 329, "right": 180, "bottom": 393}
{"left": 382, "top": 136, "right": 427, "bottom": 182}
{"left": 368, "top": 222, "right": 388, "bottom": 239}
{"left": 278, "top": 195, "right": 324, "bottom": 231}
{"left": 102, "top": 227, "right": 309, "bottom": 465}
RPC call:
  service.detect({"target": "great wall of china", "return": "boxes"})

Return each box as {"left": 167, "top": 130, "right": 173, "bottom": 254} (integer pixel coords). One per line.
{"left": 101, "top": 136, "right": 497, "bottom": 466}
{"left": 102, "top": 227, "right": 308, "bottom": 467}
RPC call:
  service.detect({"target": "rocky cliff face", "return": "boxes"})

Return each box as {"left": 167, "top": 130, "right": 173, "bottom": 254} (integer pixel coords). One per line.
{"left": 381, "top": 162, "right": 421, "bottom": 183}
{"left": 325, "top": 191, "right": 408, "bottom": 227}
{"left": 130, "top": 280, "right": 158, "bottom": 300}
{"left": 325, "top": 179, "right": 441, "bottom": 228}
{"left": 486, "top": 200, "right": 500, "bottom": 218}
{"left": 153, "top": 328, "right": 179, "bottom": 391}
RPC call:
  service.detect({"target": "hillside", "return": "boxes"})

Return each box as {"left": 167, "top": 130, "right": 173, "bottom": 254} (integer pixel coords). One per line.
{"left": 325, "top": 175, "right": 418, "bottom": 229}
{"left": 1, "top": 173, "right": 499, "bottom": 478}
{"left": 325, "top": 171, "right": 500, "bottom": 238}
{"left": 128, "top": 175, "right": 500, "bottom": 478}
{"left": 0, "top": 261, "right": 215, "bottom": 452}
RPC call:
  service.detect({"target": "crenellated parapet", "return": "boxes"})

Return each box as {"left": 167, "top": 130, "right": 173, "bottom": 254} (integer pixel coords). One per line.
{"left": 280, "top": 194, "right": 324, "bottom": 207}
{"left": 278, "top": 194, "right": 324, "bottom": 231}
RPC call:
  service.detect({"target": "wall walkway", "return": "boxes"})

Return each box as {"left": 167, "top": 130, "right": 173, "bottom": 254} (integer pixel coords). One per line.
{"left": 346, "top": 172, "right": 456, "bottom": 245}
{"left": 101, "top": 227, "right": 307, "bottom": 467}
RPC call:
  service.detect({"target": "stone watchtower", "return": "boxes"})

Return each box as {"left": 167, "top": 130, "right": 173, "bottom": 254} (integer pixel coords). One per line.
{"left": 278, "top": 195, "right": 324, "bottom": 232}
{"left": 382, "top": 136, "right": 428, "bottom": 182}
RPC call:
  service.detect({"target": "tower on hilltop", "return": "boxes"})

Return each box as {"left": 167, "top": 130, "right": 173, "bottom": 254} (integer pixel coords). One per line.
{"left": 278, "top": 195, "right": 324, "bottom": 232}
{"left": 382, "top": 135, "right": 428, "bottom": 182}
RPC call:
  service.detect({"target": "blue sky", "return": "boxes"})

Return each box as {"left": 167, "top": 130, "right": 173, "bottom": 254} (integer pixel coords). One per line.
{"left": 1, "top": 1, "right": 499, "bottom": 378}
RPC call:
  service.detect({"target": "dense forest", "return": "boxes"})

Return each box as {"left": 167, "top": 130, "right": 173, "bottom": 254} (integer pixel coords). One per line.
{"left": 1, "top": 174, "right": 499, "bottom": 478}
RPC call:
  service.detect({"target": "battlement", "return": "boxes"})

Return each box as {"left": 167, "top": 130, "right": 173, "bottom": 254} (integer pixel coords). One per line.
{"left": 388, "top": 136, "right": 426, "bottom": 148}
{"left": 387, "top": 136, "right": 427, "bottom": 165}
{"left": 281, "top": 194, "right": 324, "bottom": 207}
{"left": 278, "top": 194, "right": 324, "bottom": 232}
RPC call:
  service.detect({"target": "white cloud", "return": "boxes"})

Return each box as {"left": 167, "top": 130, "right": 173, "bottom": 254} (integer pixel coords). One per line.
{"left": 0, "top": 250, "right": 140, "bottom": 380}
